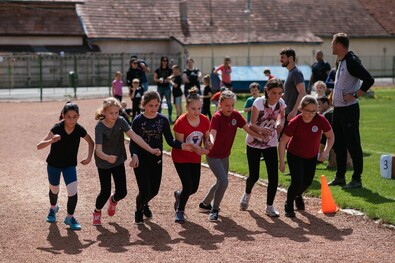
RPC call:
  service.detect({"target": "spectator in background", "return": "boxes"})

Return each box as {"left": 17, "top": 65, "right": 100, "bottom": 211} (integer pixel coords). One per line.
{"left": 183, "top": 57, "right": 202, "bottom": 97}
{"left": 243, "top": 82, "right": 261, "bottom": 124}
{"left": 201, "top": 75, "right": 212, "bottom": 119}
{"left": 154, "top": 56, "right": 173, "bottom": 123}
{"left": 313, "top": 81, "right": 327, "bottom": 98}
{"left": 214, "top": 56, "right": 232, "bottom": 90}
{"left": 169, "top": 65, "right": 183, "bottom": 122}
{"left": 112, "top": 71, "right": 124, "bottom": 102}
{"left": 280, "top": 48, "right": 306, "bottom": 123}
{"left": 263, "top": 68, "right": 275, "bottom": 80}
{"left": 308, "top": 50, "right": 331, "bottom": 94}
{"left": 130, "top": 55, "right": 150, "bottom": 92}
{"left": 328, "top": 32, "right": 374, "bottom": 189}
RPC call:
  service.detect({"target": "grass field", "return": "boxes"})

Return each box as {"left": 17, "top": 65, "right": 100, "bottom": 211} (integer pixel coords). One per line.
{"left": 164, "top": 87, "right": 395, "bottom": 225}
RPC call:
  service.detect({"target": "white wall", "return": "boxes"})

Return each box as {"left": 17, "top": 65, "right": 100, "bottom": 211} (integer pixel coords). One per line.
{"left": 0, "top": 36, "right": 82, "bottom": 45}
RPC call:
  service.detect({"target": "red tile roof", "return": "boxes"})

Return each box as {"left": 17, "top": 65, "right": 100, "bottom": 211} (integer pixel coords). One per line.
{"left": 0, "top": 1, "right": 84, "bottom": 36}
{"left": 358, "top": 0, "right": 395, "bottom": 35}
{"left": 77, "top": 0, "right": 392, "bottom": 45}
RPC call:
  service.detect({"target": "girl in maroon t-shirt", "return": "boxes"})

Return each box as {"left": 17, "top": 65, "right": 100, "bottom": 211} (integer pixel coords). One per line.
{"left": 199, "top": 90, "right": 264, "bottom": 222}
{"left": 279, "top": 95, "right": 334, "bottom": 217}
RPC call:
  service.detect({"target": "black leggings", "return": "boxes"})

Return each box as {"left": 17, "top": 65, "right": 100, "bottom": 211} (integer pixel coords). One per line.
{"left": 95, "top": 164, "right": 127, "bottom": 210}
{"left": 174, "top": 162, "right": 201, "bottom": 211}
{"left": 246, "top": 146, "right": 278, "bottom": 206}
{"left": 286, "top": 152, "right": 317, "bottom": 205}
{"left": 134, "top": 155, "right": 163, "bottom": 211}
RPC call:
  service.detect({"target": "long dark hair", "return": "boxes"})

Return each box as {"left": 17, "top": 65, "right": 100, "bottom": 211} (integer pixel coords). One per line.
{"left": 264, "top": 78, "right": 283, "bottom": 111}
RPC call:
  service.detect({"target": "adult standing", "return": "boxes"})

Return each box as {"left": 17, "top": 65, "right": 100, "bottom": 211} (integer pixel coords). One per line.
{"left": 182, "top": 57, "right": 202, "bottom": 97}
{"left": 307, "top": 50, "right": 331, "bottom": 94}
{"left": 154, "top": 56, "right": 173, "bottom": 123}
{"left": 214, "top": 56, "right": 232, "bottom": 90}
{"left": 126, "top": 58, "right": 144, "bottom": 114}
{"left": 328, "top": 33, "right": 374, "bottom": 189}
{"left": 130, "top": 55, "right": 151, "bottom": 92}
{"left": 280, "top": 48, "right": 307, "bottom": 124}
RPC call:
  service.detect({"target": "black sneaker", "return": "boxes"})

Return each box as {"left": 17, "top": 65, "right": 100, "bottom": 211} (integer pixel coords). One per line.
{"left": 295, "top": 196, "right": 305, "bottom": 211}
{"left": 328, "top": 177, "right": 346, "bottom": 186}
{"left": 143, "top": 204, "right": 153, "bottom": 219}
{"left": 198, "top": 202, "right": 212, "bottom": 213}
{"left": 135, "top": 210, "right": 144, "bottom": 224}
{"left": 174, "top": 191, "right": 180, "bottom": 211}
{"left": 209, "top": 209, "right": 219, "bottom": 221}
{"left": 342, "top": 180, "right": 362, "bottom": 189}
{"left": 284, "top": 202, "right": 295, "bottom": 218}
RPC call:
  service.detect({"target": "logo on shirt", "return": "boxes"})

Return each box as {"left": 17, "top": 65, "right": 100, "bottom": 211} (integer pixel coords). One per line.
{"left": 312, "top": 125, "right": 318, "bottom": 133}
{"left": 186, "top": 131, "right": 203, "bottom": 145}
{"left": 231, "top": 119, "right": 237, "bottom": 126}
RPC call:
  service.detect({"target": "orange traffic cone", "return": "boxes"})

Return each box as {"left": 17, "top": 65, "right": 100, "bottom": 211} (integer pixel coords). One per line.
{"left": 320, "top": 175, "right": 339, "bottom": 214}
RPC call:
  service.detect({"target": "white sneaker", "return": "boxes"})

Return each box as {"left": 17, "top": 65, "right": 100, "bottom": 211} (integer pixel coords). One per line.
{"left": 265, "top": 205, "right": 280, "bottom": 217}
{"left": 240, "top": 193, "right": 251, "bottom": 210}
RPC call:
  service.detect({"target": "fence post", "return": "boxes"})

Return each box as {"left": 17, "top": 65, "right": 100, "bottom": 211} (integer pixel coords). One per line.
{"left": 73, "top": 55, "right": 78, "bottom": 98}
{"left": 109, "top": 56, "right": 112, "bottom": 96}
{"left": 39, "top": 55, "right": 43, "bottom": 102}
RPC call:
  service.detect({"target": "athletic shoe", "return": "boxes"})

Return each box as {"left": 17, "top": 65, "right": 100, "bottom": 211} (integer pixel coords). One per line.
{"left": 92, "top": 211, "right": 102, "bottom": 226}
{"left": 209, "top": 209, "right": 219, "bottom": 222}
{"left": 175, "top": 211, "right": 185, "bottom": 224}
{"left": 64, "top": 216, "right": 81, "bottom": 230}
{"left": 342, "top": 180, "right": 362, "bottom": 189}
{"left": 295, "top": 196, "right": 305, "bottom": 210}
{"left": 284, "top": 202, "right": 295, "bottom": 218}
{"left": 107, "top": 194, "right": 117, "bottom": 217}
{"left": 135, "top": 210, "right": 144, "bottom": 225}
{"left": 265, "top": 205, "right": 280, "bottom": 217}
{"left": 328, "top": 177, "right": 346, "bottom": 186}
{"left": 46, "top": 206, "right": 59, "bottom": 223}
{"left": 198, "top": 202, "right": 212, "bottom": 213}
{"left": 174, "top": 191, "right": 180, "bottom": 211}
{"left": 240, "top": 193, "right": 251, "bottom": 211}
{"left": 143, "top": 204, "right": 153, "bottom": 219}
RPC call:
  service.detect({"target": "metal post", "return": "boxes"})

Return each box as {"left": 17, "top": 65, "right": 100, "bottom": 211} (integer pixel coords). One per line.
{"left": 39, "top": 55, "right": 43, "bottom": 102}
{"left": 244, "top": 0, "right": 251, "bottom": 66}
{"left": 73, "top": 55, "right": 77, "bottom": 98}
{"left": 109, "top": 56, "right": 112, "bottom": 96}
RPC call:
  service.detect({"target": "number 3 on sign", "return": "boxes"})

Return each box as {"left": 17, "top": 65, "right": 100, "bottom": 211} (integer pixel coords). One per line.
{"left": 380, "top": 155, "right": 392, "bottom": 179}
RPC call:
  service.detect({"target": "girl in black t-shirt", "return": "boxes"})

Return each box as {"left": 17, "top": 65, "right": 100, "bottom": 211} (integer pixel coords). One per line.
{"left": 37, "top": 102, "right": 94, "bottom": 231}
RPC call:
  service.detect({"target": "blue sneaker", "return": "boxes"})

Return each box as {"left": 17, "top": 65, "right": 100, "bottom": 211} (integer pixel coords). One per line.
{"left": 46, "top": 206, "right": 59, "bottom": 223}
{"left": 209, "top": 209, "right": 219, "bottom": 222}
{"left": 175, "top": 211, "right": 185, "bottom": 224}
{"left": 64, "top": 216, "right": 81, "bottom": 230}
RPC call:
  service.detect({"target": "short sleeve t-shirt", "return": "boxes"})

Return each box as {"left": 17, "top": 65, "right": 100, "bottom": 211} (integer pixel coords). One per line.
{"left": 94, "top": 117, "right": 130, "bottom": 169}
{"left": 243, "top": 96, "right": 257, "bottom": 123}
{"left": 172, "top": 113, "right": 210, "bottom": 163}
{"left": 284, "top": 114, "right": 331, "bottom": 159}
{"left": 246, "top": 97, "right": 286, "bottom": 149}
{"left": 46, "top": 121, "right": 87, "bottom": 168}
{"left": 208, "top": 110, "right": 246, "bottom": 159}
{"left": 112, "top": 79, "right": 123, "bottom": 96}
{"left": 284, "top": 66, "right": 305, "bottom": 114}
{"left": 172, "top": 75, "right": 183, "bottom": 97}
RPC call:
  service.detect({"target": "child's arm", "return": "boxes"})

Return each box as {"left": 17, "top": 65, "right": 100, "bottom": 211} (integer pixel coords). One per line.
{"left": 278, "top": 134, "right": 290, "bottom": 173}
{"left": 37, "top": 131, "right": 60, "bottom": 150}
{"left": 95, "top": 144, "right": 117, "bottom": 164}
{"left": 80, "top": 134, "right": 94, "bottom": 165}
{"left": 125, "top": 129, "right": 161, "bottom": 156}
{"left": 318, "top": 129, "right": 335, "bottom": 162}
{"left": 249, "top": 106, "right": 272, "bottom": 136}
{"left": 242, "top": 124, "right": 265, "bottom": 140}
{"left": 275, "top": 109, "right": 286, "bottom": 134}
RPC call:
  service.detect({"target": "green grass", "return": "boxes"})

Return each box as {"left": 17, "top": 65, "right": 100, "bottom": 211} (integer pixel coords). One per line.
{"left": 163, "top": 87, "right": 395, "bottom": 225}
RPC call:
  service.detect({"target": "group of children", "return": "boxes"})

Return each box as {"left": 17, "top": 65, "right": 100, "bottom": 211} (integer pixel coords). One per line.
{"left": 38, "top": 57, "right": 335, "bottom": 230}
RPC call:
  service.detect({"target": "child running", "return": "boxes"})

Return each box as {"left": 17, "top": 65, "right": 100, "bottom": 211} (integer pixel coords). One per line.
{"left": 279, "top": 95, "right": 334, "bottom": 217}
{"left": 240, "top": 78, "right": 286, "bottom": 217}
{"left": 92, "top": 97, "right": 160, "bottom": 226}
{"left": 37, "top": 101, "right": 94, "bottom": 230}
{"left": 199, "top": 90, "right": 265, "bottom": 221}
{"left": 172, "top": 87, "right": 211, "bottom": 223}
{"left": 129, "top": 90, "right": 194, "bottom": 224}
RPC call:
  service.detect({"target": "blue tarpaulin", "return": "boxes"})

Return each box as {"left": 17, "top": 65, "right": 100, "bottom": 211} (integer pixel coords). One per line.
{"left": 219, "top": 65, "right": 312, "bottom": 93}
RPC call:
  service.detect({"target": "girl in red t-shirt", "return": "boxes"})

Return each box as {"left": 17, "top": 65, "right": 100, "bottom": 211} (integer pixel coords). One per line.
{"left": 199, "top": 90, "right": 264, "bottom": 221}
{"left": 279, "top": 95, "right": 334, "bottom": 217}
{"left": 172, "top": 87, "right": 211, "bottom": 223}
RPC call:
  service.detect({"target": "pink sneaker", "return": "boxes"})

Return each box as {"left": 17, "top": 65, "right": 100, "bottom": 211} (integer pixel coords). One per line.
{"left": 92, "top": 211, "right": 101, "bottom": 225}
{"left": 107, "top": 194, "right": 117, "bottom": 217}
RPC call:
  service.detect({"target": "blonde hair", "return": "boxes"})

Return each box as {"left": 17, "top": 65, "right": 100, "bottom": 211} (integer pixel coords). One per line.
{"left": 313, "top": 81, "right": 326, "bottom": 91}
{"left": 186, "top": 86, "right": 200, "bottom": 106}
{"left": 219, "top": 90, "right": 236, "bottom": 102}
{"left": 95, "top": 97, "right": 121, "bottom": 120}
{"left": 115, "top": 71, "right": 122, "bottom": 77}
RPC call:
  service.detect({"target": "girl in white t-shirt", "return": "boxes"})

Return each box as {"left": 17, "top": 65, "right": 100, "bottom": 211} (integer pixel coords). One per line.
{"left": 240, "top": 78, "right": 286, "bottom": 217}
